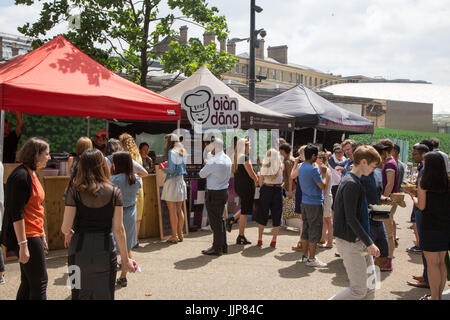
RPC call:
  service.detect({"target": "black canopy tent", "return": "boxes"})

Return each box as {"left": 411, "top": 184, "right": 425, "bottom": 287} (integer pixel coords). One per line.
{"left": 259, "top": 85, "right": 374, "bottom": 150}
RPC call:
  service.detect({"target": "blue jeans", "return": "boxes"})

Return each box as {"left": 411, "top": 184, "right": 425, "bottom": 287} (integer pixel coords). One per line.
{"left": 415, "top": 209, "right": 428, "bottom": 282}
{"left": 369, "top": 220, "right": 389, "bottom": 258}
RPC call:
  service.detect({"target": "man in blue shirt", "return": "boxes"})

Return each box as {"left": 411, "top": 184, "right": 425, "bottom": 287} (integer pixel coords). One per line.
{"left": 298, "top": 144, "right": 327, "bottom": 268}
{"left": 199, "top": 138, "right": 232, "bottom": 256}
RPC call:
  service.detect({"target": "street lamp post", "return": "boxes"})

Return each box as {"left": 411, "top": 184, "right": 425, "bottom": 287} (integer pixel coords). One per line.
{"left": 249, "top": 0, "right": 264, "bottom": 102}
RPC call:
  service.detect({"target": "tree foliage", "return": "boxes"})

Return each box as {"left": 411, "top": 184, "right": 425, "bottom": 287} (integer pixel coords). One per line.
{"left": 15, "top": 0, "right": 238, "bottom": 87}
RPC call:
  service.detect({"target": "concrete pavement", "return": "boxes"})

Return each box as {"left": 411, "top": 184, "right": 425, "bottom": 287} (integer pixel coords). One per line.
{"left": 1, "top": 196, "right": 448, "bottom": 300}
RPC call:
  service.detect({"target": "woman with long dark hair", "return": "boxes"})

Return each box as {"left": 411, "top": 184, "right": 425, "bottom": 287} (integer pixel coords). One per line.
{"left": 61, "top": 149, "right": 136, "bottom": 300}
{"left": 110, "top": 152, "right": 141, "bottom": 287}
{"left": 229, "top": 138, "right": 258, "bottom": 245}
{"left": 407, "top": 151, "right": 450, "bottom": 300}
{"left": 161, "top": 133, "right": 187, "bottom": 243}
{"left": 1, "top": 138, "right": 50, "bottom": 300}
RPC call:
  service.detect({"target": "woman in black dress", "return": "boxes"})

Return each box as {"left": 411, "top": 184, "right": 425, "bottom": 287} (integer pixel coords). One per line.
{"left": 229, "top": 138, "right": 258, "bottom": 245}
{"left": 61, "top": 149, "right": 136, "bottom": 300}
{"left": 407, "top": 151, "right": 450, "bottom": 300}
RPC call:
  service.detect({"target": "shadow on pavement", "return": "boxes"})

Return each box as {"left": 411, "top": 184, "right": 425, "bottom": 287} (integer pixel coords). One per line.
{"left": 390, "top": 286, "right": 429, "bottom": 300}
{"left": 406, "top": 252, "right": 424, "bottom": 265}
{"left": 240, "top": 245, "right": 275, "bottom": 258}
{"left": 274, "top": 251, "right": 302, "bottom": 262}
{"left": 317, "top": 258, "right": 348, "bottom": 287}
{"left": 173, "top": 255, "right": 219, "bottom": 270}
{"left": 278, "top": 261, "right": 315, "bottom": 279}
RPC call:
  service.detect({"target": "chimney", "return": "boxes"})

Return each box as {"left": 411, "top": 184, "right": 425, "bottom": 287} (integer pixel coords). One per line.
{"left": 203, "top": 32, "right": 215, "bottom": 46}
{"left": 255, "top": 39, "right": 264, "bottom": 59}
{"left": 227, "top": 41, "right": 236, "bottom": 55}
{"left": 179, "top": 25, "right": 188, "bottom": 44}
{"left": 12, "top": 46, "right": 19, "bottom": 57}
{"left": 220, "top": 38, "right": 226, "bottom": 53}
{"left": 267, "top": 45, "right": 288, "bottom": 64}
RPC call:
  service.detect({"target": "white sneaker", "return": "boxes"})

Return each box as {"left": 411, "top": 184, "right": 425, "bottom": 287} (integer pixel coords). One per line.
{"left": 0, "top": 275, "right": 5, "bottom": 285}
{"left": 306, "top": 258, "right": 327, "bottom": 268}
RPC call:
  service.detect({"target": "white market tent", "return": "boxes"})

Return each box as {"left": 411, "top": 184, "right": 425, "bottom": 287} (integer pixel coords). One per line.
{"left": 160, "top": 65, "right": 295, "bottom": 131}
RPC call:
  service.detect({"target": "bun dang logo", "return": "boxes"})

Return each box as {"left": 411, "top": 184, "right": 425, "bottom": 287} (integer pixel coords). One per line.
{"left": 182, "top": 86, "right": 240, "bottom": 131}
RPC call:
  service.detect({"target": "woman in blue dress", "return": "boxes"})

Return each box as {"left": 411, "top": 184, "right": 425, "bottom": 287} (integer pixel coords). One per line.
{"left": 110, "top": 152, "right": 141, "bottom": 287}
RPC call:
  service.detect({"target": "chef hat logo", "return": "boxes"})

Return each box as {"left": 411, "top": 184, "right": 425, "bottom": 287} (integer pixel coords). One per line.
{"left": 184, "top": 89, "right": 211, "bottom": 125}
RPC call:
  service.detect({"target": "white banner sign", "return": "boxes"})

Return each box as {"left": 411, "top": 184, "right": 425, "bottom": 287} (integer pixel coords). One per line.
{"left": 181, "top": 86, "right": 241, "bottom": 132}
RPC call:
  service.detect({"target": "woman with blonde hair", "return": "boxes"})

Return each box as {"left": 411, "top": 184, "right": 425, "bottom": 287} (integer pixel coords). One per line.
{"left": 161, "top": 133, "right": 188, "bottom": 243}
{"left": 66, "top": 137, "right": 93, "bottom": 180}
{"left": 227, "top": 138, "right": 258, "bottom": 244}
{"left": 256, "top": 149, "right": 284, "bottom": 248}
{"left": 119, "top": 133, "right": 145, "bottom": 247}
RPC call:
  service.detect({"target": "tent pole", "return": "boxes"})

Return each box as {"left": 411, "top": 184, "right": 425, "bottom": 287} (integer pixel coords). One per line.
{"left": 313, "top": 128, "right": 317, "bottom": 144}
{"left": 0, "top": 110, "right": 4, "bottom": 162}
{"left": 290, "top": 130, "right": 294, "bottom": 150}
{"left": 177, "top": 120, "right": 181, "bottom": 130}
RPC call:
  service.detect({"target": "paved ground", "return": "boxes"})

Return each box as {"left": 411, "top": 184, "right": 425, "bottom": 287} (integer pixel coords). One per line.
{"left": 1, "top": 196, "right": 449, "bottom": 300}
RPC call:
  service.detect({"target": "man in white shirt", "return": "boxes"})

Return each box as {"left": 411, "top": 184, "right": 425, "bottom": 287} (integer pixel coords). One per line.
{"left": 199, "top": 138, "right": 232, "bottom": 256}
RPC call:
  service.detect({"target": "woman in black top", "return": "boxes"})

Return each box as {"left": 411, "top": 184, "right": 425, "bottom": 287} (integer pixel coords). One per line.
{"left": 61, "top": 149, "right": 136, "bottom": 300}
{"left": 407, "top": 151, "right": 450, "bottom": 300}
{"left": 228, "top": 138, "right": 258, "bottom": 245}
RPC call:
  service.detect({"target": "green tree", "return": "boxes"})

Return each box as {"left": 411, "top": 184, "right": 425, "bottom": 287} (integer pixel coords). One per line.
{"left": 16, "top": 0, "right": 238, "bottom": 87}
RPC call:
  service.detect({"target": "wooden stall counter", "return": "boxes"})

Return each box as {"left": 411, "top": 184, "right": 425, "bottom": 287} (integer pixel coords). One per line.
{"left": 42, "top": 174, "right": 161, "bottom": 250}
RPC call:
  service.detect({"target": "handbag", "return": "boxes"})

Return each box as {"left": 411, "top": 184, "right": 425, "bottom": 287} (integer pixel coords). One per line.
{"left": 368, "top": 204, "right": 391, "bottom": 220}
{"left": 282, "top": 195, "right": 301, "bottom": 220}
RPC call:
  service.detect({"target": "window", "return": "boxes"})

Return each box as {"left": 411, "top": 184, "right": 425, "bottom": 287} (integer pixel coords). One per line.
{"left": 272, "top": 69, "right": 276, "bottom": 80}
{"left": 320, "top": 79, "right": 323, "bottom": 86}
{"left": 235, "top": 64, "right": 239, "bottom": 73}
{"left": 296, "top": 74, "right": 300, "bottom": 83}
{"left": 2, "top": 46, "right": 12, "bottom": 59}
{"left": 289, "top": 73, "right": 293, "bottom": 82}
{"left": 325, "top": 80, "right": 328, "bottom": 86}
{"left": 309, "top": 77, "right": 312, "bottom": 87}
{"left": 258, "top": 66, "right": 262, "bottom": 76}
{"left": 242, "top": 65, "right": 246, "bottom": 74}
{"left": 266, "top": 68, "right": 269, "bottom": 78}
{"left": 300, "top": 74, "right": 304, "bottom": 84}
{"left": 314, "top": 78, "right": 318, "bottom": 87}
{"left": 280, "top": 71, "right": 284, "bottom": 82}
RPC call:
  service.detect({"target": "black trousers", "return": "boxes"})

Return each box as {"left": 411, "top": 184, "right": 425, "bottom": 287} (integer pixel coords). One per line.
{"left": 206, "top": 189, "right": 228, "bottom": 250}
{"left": 17, "top": 236, "right": 48, "bottom": 300}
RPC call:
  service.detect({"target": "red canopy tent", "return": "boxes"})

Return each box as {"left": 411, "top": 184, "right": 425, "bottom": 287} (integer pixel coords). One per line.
{"left": 0, "top": 35, "right": 180, "bottom": 120}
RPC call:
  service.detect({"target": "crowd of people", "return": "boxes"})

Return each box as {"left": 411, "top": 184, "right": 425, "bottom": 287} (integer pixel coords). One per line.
{"left": 0, "top": 129, "right": 448, "bottom": 300}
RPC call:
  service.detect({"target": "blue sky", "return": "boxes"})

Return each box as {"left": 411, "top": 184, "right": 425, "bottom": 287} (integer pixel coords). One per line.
{"left": 1, "top": 0, "right": 450, "bottom": 85}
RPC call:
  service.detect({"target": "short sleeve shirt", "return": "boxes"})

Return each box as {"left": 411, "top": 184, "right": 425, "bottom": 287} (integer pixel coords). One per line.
{"left": 382, "top": 157, "right": 399, "bottom": 194}
{"left": 298, "top": 162, "right": 323, "bottom": 205}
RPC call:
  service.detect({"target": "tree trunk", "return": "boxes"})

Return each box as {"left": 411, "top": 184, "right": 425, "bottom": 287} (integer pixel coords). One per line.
{"left": 140, "top": 0, "right": 152, "bottom": 88}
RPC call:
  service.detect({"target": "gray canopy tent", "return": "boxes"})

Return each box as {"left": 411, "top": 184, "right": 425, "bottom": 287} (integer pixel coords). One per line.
{"left": 259, "top": 84, "right": 374, "bottom": 149}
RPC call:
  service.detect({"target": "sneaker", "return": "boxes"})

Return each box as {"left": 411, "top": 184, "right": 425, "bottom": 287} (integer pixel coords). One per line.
{"left": 0, "top": 275, "right": 5, "bottom": 285}
{"left": 306, "top": 258, "right": 327, "bottom": 268}
{"left": 406, "top": 246, "right": 422, "bottom": 254}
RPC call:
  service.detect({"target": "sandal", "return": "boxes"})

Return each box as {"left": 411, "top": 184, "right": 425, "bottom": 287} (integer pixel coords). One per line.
{"left": 257, "top": 240, "right": 263, "bottom": 247}
{"left": 318, "top": 243, "right": 333, "bottom": 249}
{"left": 407, "top": 280, "right": 430, "bottom": 288}
{"left": 226, "top": 217, "right": 235, "bottom": 233}
{"left": 116, "top": 278, "right": 127, "bottom": 287}
{"left": 236, "top": 235, "right": 251, "bottom": 245}
{"left": 291, "top": 241, "right": 303, "bottom": 251}
{"left": 419, "top": 294, "right": 431, "bottom": 300}
{"left": 270, "top": 240, "right": 276, "bottom": 248}
{"left": 166, "top": 237, "right": 178, "bottom": 244}
{"left": 177, "top": 234, "right": 184, "bottom": 242}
